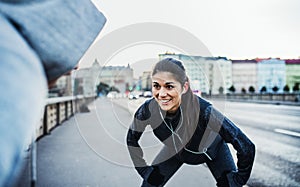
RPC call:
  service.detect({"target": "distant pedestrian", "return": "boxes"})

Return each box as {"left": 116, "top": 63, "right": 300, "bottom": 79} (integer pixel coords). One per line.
{"left": 0, "top": 1, "right": 106, "bottom": 186}
{"left": 127, "top": 58, "right": 255, "bottom": 187}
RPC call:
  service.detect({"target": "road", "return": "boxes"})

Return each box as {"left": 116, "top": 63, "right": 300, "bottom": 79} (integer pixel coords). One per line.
{"left": 217, "top": 100, "right": 300, "bottom": 187}
{"left": 110, "top": 97, "right": 300, "bottom": 187}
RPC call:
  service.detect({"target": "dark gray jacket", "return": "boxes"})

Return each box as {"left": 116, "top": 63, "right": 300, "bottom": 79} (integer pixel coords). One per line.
{"left": 127, "top": 97, "right": 255, "bottom": 186}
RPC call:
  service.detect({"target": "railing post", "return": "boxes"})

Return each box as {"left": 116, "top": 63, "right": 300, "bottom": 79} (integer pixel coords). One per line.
{"left": 43, "top": 106, "right": 48, "bottom": 135}
{"left": 65, "top": 101, "right": 68, "bottom": 119}
{"left": 56, "top": 103, "right": 60, "bottom": 126}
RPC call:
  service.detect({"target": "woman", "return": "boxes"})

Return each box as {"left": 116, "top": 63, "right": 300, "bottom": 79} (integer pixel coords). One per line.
{"left": 127, "top": 58, "right": 255, "bottom": 187}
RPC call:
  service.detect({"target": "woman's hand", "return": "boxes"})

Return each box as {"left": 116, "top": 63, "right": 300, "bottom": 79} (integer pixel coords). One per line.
{"left": 226, "top": 171, "right": 244, "bottom": 187}
{"left": 147, "top": 166, "right": 165, "bottom": 186}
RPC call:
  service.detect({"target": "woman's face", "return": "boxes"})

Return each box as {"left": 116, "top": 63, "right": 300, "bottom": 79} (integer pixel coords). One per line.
{"left": 152, "top": 71, "right": 186, "bottom": 113}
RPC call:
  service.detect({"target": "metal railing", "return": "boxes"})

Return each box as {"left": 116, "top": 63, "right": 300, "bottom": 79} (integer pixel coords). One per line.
{"left": 35, "top": 95, "right": 95, "bottom": 139}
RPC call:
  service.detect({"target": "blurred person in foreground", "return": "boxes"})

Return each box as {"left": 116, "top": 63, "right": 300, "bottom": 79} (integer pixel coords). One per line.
{"left": 127, "top": 58, "right": 255, "bottom": 187}
{"left": 0, "top": 0, "right": 106, "bottom": 186}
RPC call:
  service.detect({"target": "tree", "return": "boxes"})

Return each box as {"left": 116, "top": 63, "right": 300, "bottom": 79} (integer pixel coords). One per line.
{"left": 228, "top": 85, "right": 236, "bottom": 93}
{"left": 109, "top": 86, "right": 120, "bottom": 92}
{"left": 260, "top": 86, "right": 267, "bottom": 93}
{"left": 97, "top": 82, "right": 110, "bottom": 95}
{"left": 248, "top": 86, "right": 255, "bottom": 93}
{"left": 241, "top": 88, "right": 246, "bottom": 94}
{"left": 293, "top": 83, "right": 299, "bottom": 93}
{"left": 283, "top": 85, "right": 290, "bottom": 93}
{"left": 272, "top": 86, "right": 279, "bottom": 93}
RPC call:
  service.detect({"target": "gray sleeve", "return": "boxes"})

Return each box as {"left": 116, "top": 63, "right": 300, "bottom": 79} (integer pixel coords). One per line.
{"left": 0, "top": 0, "right": 106, "bottom": 81}
{"left": 126, "top": 103, "right": 151, "bottom": 178}
{"left": 205, "top": 106, "right": 255, "bottom": 185}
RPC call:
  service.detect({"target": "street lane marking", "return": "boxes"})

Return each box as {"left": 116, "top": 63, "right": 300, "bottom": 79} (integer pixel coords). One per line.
{"left": 274, "top": 128, "right": 300, "bottom": 138}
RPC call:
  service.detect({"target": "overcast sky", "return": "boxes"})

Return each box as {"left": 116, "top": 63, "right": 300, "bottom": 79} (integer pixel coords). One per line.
{"left": 80, "top": 0, "right": 300, "bottom": 75}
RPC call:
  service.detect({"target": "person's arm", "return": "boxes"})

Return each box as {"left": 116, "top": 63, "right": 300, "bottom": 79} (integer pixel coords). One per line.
{"left": 206, "top": 106, "right": 255, "bottom": 186}
{"left": 127, "top": 100, "right": 165, "bottom": 186}
{"left": 126, "top": 104, "right": 152, "bottom": 178}
{"left": 0, "top": 0, "right": 106, "bottom": 83}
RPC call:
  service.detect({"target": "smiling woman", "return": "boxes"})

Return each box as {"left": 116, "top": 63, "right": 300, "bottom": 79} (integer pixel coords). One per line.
{"left": 126, "top": 58, "right": 256, "bottom": 187}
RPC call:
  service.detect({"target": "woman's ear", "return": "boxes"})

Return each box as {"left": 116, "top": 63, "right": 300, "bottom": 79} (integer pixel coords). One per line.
{"left": 182, "top": 82, "right": 189, "bottom": 94}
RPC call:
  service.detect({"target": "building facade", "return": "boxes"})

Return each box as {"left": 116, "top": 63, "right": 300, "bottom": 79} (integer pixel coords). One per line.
{"left": 74, "top": 59, "right": 134, "bottom": 96}
{"left": 73, "top": 68, "right": 94, "bottom": 96}
{"left": 140, "top": 71, "right": 152, "bottom": 91}
{"left": 285, "top": 59, "right": 300, "bottom": 92}
{"left": 257, "top": 58, "right": 286, "bottom": 93}
{"left": 231, "top": 59, "right": 258, "bottom": 93}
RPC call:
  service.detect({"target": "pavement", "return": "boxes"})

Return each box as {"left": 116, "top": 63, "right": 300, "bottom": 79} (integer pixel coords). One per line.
{"left": 15, "top": 98, "right": 217, "bottom": 187}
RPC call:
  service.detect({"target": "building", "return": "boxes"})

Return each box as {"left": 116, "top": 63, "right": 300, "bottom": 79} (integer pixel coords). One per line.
{"left": 98, "top": 64, "right": 134, "bottom": 93}
{"left": 257, "top": 58, "right": 286, "bottom": 93}
{"left": 74, "top": 59, "right": 134, "bottom": 96}
{"left": 231, "top": 59, "right": 258, "bottom": 93}
{"left": 159, "top": 53, "right": 232, "bottom": 94}
{"left": 48, "top": 74, "right": 72, "bottom": 97}
{"left": 140, "top": 71, "right": 152, "bottom": 91}
{"left": 73, "top": 68, "right": 94, "bottom": 96}
{"left": 285, "top": 59, "right": 300, "bottom": 92}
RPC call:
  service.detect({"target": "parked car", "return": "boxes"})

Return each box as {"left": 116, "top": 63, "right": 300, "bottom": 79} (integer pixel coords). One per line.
{"left": 143, "top": 91, "right": 152, "bottom": 98}
{"left": 128, "top": 92, "right": 140, "bottom": 100}
{"left": 107, "top": 91, "right": 118, "bottom": 99}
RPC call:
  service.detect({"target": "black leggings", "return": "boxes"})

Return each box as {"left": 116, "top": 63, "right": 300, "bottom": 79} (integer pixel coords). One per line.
{"left": 141, "top": 143, "right": 236, "bottom": 187}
